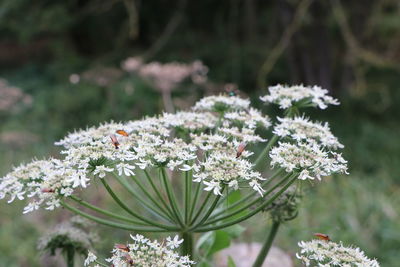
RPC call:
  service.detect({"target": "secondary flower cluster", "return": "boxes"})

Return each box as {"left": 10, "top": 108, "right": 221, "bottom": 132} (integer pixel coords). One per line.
{"left": 264, "top": 85, "right": 347, "bottom": 181}
{"left": 0, "top": 159, "right": 78, "bottom": 213}
{"left": 38, "top": 216, "right": 98, "bottom": 256}
{"left": 273, "top": 116, "right": 343, "bottom": 149}
{"left": 193, "top": 95, "right": 250, "bottom": 112}
{"left": 260, "top": 84, "right": 339, "bottom": 109}
{"left": 296, "top": 239, "right": 380, "bottom": 267}
{"left": 270, "top": 142, "right": 348, "bottom": 180}
{"left": 0, "top": 94, "right": 271, "bottom": 212}
{"left": 84, "top": 234, "right": 194, "bottom": 267}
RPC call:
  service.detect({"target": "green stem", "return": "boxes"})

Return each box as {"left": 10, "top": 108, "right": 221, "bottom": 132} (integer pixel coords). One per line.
{"left": 100, "top": 178, "right": 176, "bottom": 230}
{"left": 195, "top": 174, "right": 297, "bottom": 232}
{"left": 60, "top": 200, "right": 172, "bottom": 232}
{"left": 189, "top": 189, "right": 223, "bottom": 230}
{"left": 252, "top": 221, "right": 280, "bottom": 267}
{"left": 69, "top": 195, "right": 148, "bottom": 225}
{"left": 188, "top": 181, "right": 202, "bottom": 223}
{"left": 181, "top": 232, "right": 193, "bottom": 258}
{"left": 161, "top": 168, "right": 185, "bottom": 227}
{"left": 66, "top": 247, "right": 74, "bottom": 267}
{"left": 115, "top": 173, "right": 175, "bottom": 223}
{"left": 254, "top": 135, "right": 279, "bottom": 169}
{"left": 190, "top": 189, "right": 213, "bottom": 225}
{"left": 204, "top": 172, "right": 292, "bottom": 225}
{"left": 144, "top": 169, "right": 176, "bottom": 219}
{"left": 213, "top": 168, "right": 284, "bottom": 215}
{"left": 184, "top": 169, "right": 192, "bottom": 225}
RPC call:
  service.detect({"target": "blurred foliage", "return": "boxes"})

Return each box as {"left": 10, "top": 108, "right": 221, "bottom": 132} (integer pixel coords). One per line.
{"left": 1, "top": 0, "right": 400, "bottom": 265}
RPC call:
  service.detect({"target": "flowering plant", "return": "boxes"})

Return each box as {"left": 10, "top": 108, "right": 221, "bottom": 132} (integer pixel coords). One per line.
{"left": 0, "top": 84, "right": 362, "bottom": 266}
{"left": 296, "top": 239, "right": 380, "bottom": 267}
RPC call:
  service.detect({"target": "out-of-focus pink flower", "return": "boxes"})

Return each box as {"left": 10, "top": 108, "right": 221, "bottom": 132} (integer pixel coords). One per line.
{"left": 0, "top": 79, "right": 33, "bottom": 112}
{"left": 122, "top": 58, "right": 208, "bottom": 92}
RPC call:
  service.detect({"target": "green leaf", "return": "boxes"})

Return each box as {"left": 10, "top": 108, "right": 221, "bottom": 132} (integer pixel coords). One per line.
{"left": 223, "top": 224, "right": 246, "bottom": 238}
{"left": 197, "top": 261, "right": 212, "bottom": 267}
{"left": 208, "top": 230, "right": 231, "bottom": 256}
{"left": 227, "top": 190, "right": 242, "bottom": 205}
{"left": 196, "top": 231, "right": 216, "bottom": 255}
{"left": 228, "top": 256, "right": 236, "bottom": 267}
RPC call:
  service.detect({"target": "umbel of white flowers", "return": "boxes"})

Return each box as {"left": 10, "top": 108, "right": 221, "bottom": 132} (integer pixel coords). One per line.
{"left": 37, "top": 216, "right": 98, "bottom": 256}
{"left": 0, "top": 84, "right": 347, "bottom": 214}
{"left": 84, "top": 234, "right": 195, "bottom": 267}
{"left": 296, "top": 239, "right": 380, "bottom": 267}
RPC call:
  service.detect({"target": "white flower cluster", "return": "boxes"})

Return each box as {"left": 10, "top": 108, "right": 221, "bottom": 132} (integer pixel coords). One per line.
{"left": 0, "top": 94, "right": 271, "bottom": 212}
{"left": 84, "top": 234, "right": 194, "bottom": 267}
{"left": 224, "top": 108, "right": 271, "bottom": 130}
{"left": 273, "top": 116, "right": 343, "bottom": 149}
{"left": 270, "top": 142, "right": 348, "bottom": 180}
{"left": 296, "top": 239, "right": 380, "bottom": 267}
{"left": 260, "top": 84, "right": 339, "bottom": 109}
{"left": 192, "top": 151, "right": 264, "bottom": 195}
{"left": 193, "top": 94, "right": 250, "bottom": 112}
{"left": 37, "top": 216, "right": 98, "bottom": 254}
{"left": 0, "top": 159, "right": 78, "bottom": 213}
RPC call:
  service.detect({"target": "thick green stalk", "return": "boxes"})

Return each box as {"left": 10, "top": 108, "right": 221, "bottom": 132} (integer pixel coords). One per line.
{"left": 100, "top": 178, "right": 176, "bottom": 230}
{"left": 252, "top": 221, "right": 280, "bottom": 267}
{"left": 195, "top": 175, "right": 297, "bottom": 232}
{"left": 181, "top": 232, "right": 193, "bottom": 258}
{"left": 66, "top": 247, "right": 74, "bottom": 267}
{"left": 60, "top": 200, "right": 172, "bottom": 232}
{"left": 69, "top": 195, "right": 148, "bottom": 225}
{"left": 161, "top": 168, "right": 185, "bottom": 227}
{"left": 254, "top": 135, "right": 279, "bottom": 169}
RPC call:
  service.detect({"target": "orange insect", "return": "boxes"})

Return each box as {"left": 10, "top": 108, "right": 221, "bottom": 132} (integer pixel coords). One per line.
{"left": 115, "top": 243, "right": 130, "bottom": 252}
{"left": 110, "top": 134, "right": 120, "bottom": 149}
{"left": 41, "top": 188, "right": 55, "bottom": 193}
{"left": 314, "top": 233, "right": 330, "bottom": 241}
{"left": 236, "top": 143, "right": 246, "bottom": 158}
{"left": 116, "top": 130, "right": 129, "bottom": 137}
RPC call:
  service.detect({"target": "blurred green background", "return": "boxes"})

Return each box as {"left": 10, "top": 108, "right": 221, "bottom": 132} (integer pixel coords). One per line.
{"left": 1, "top": 0, "right": 400, "bottom": 266}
